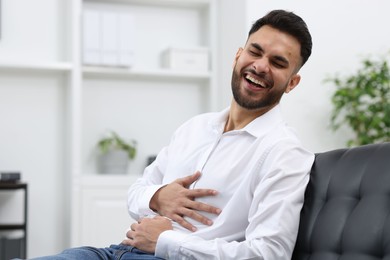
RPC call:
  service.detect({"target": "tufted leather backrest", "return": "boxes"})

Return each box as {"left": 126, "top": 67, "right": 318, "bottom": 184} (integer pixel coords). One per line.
{"left": 292, "top": 142, "right": 390, "bottom": 260}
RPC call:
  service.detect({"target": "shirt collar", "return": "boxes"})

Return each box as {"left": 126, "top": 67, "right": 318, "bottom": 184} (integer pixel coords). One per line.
{"left": 208, "top": 105, "right": 285, "bottom": 138}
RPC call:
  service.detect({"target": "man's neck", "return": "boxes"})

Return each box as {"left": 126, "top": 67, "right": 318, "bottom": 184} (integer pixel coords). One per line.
{"left": 224, "top": 102, "right": 277, "bottom": 133}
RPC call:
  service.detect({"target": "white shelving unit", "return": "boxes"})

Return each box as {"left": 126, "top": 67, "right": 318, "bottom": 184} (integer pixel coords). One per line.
{"left": 83, "top": 66, "right": 212, "bottom": 81}
{"left": 0, "top": 0, "right": 218, "bottom": 249}
{"left": 0, "top": 0, "right": 223, "bottom": 255}
{"left": 0, "top": 61, "right": 72, "bottom": 73}
{"left": 68, "top": 0, "right": 218, "bottom": 246}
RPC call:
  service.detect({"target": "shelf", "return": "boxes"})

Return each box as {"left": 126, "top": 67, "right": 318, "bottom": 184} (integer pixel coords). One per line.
{"left": 83, "top": 66, "right": 211, "bottom": 81}
{"left": 0, "top": 182, "right": 27, "bottom": 190}
{"left": 84, "top": 0, "right": 211, "bottom": 9}
{"left": 0, "top": 224, "right": 26, "bottom": 230}
{"left": 0, "top": 61, "right": 72, "bottom": 73}
{"left": 78, "top": 174, "right": 140, "bottom": 188}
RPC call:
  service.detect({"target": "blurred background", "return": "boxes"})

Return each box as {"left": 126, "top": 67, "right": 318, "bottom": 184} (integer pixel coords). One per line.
{"left": 0, "top": 0, "right": 389, "bottom": 258}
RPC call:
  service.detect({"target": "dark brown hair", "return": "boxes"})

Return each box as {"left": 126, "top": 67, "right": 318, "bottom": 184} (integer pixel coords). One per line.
{"left": 249, "top": 10, "right": 312, "bottom": 67}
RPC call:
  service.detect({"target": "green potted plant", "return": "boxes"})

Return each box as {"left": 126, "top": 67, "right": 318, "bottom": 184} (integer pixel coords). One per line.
{"left": 327, "top": 53, "right": 390, "bottom": 146}
{"left": 96, "top": 131, "right": 137, "bottom": 174}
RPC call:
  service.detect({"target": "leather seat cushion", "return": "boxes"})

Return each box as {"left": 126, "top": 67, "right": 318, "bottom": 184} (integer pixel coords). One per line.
{"left": 292, "top": 143, "right": 390, "bottom": 260}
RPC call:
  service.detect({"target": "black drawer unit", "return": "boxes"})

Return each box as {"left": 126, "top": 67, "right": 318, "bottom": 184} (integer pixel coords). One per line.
{"left": 0, "top": 182, "right": 27, "bottom": 259}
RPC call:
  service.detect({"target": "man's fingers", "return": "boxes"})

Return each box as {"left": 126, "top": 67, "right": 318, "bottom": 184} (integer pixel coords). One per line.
{"left": 180, "top": 207, "right": 214, "bottom": 226}
{"left": 187, "top": 188, "right": 218, "bottom": 198}
{"left": 186, "top": 200, "right": 221, "bottom": 215}
{"left": 171, "top": 214, "right": 197, "bottom": 232}
{"left": 171, "top": 206, "right": 218, "bottom": 232}
{"left": 126, "top": 229, "right": 134, "bottom": 240}
{"left": 122, "top": 238, "right": 133, "bottom": 246}
{"left": 175, "top": 171, "right": 201, "bottom": 187}
{"left": 126, "top": 223, "right": 137, "bottom": 239}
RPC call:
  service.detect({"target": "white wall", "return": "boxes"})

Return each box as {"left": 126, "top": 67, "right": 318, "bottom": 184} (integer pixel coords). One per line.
{"left": 0, "top": 71, "right": 68, "bottom": 255}
{"left": 0, "top": 0, "right": 68, "bottom": 62}
{"left": 216, "top": 0, "right": 247, "bottom": 109}
{"left": 244, "top": 0, "right": 390, "bottom": 152}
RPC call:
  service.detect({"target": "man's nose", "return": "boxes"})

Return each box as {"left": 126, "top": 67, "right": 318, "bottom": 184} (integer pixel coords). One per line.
{"left": 252, "top": 57, "right": 270, "bottom": 74}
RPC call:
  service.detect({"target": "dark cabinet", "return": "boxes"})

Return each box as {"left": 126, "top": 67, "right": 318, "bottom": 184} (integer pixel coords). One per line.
{"left": 0, "top": 182, "right": 27, "bottom": 259}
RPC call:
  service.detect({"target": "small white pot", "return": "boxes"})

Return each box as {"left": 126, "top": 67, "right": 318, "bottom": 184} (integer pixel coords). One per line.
{"left": 98, "top": 150, "right": 129, "bottom": 174}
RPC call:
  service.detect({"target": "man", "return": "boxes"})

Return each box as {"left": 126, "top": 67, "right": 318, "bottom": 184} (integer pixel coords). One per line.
{"left": 122, "top": 9, "right": 314, "bottom": 259}
{"left": 29, "top": 9, "right": 314, "bottom": 259}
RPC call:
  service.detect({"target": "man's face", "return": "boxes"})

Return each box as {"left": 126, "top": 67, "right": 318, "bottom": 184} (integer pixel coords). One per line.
{"left": 231, "top": 25, "right": 302, "bottom": 112}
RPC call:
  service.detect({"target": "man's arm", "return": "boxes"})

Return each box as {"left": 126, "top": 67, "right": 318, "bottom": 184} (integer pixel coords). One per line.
{"left": 127, "top": 146, "right": 221, "bottom": 232}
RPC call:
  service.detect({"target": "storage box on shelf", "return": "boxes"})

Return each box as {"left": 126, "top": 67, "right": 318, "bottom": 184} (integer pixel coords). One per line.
{"left": 161, "top": 46, "right": 209, "bottom": 72}
{"left": 83, "top": 9, "right": 135, "bottom": 67}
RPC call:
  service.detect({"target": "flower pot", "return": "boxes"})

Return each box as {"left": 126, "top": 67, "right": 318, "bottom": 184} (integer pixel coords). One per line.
{"left": 98, "top": 150, "right": 129, "bottom": 174}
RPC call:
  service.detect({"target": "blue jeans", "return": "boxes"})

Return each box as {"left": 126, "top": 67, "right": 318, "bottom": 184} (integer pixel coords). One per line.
{"left": 23, "top": 244, "right": 164, "bottom": 260}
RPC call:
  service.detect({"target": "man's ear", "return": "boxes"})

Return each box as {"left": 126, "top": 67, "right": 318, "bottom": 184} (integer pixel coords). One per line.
{"left": 285, "top": 74, "right": 301, "bottom": 93}
{"left": 232, "top": 47, "right": 243, "bottom": 68}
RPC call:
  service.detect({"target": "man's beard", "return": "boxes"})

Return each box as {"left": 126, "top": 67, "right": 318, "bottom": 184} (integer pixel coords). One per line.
{"left": 231, "top": 66, "right": 283, "bottom": 110}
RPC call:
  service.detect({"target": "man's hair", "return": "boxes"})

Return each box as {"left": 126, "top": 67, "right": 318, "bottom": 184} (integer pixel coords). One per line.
{"left": 249, "top": 10, "right": 312, "bottom": 67}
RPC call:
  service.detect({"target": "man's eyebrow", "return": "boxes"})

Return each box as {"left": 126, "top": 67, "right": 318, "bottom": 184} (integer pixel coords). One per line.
{"left": 250, "top": 43, "right": 289, "bottom": 66}
{"left": 250, "top": 43, "right": 263, "bottom": 52}
{"left": 273, "top": 55, "right": 289, "bottom": 66}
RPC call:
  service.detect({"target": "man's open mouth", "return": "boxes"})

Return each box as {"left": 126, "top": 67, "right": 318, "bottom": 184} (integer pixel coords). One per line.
{"left": 245, "top": 74, "right": 270, "bottom": 89}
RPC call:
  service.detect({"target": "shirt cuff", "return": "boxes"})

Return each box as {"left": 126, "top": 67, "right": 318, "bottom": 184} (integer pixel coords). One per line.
{"left": 155, "top": 230, "right": 188, "bottom": 259}
{"left": 138, "top": 184, "right": 165, "bottom": 216}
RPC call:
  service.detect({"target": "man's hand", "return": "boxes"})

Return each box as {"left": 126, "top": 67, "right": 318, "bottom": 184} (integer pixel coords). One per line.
{"left": 149, "top": 171, "right": 221, "bottom": 232}
{"left": 122, "top": 216, "right": 173, "bottom": 253}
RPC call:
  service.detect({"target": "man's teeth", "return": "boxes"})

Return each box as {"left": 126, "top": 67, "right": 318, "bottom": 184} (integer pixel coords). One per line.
{"left": 246, "top": 75, "right": 267, "bottom": 88}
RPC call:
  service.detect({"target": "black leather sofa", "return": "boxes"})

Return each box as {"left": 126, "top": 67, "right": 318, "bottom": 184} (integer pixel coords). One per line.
{"left": 293, "top": 142, "right": 390, "bottom": 260}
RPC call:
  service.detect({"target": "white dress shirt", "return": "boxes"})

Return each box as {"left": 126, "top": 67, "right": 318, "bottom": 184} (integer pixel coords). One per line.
{"left": 127, "top": 105, "right": 314, "bottom": 259}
